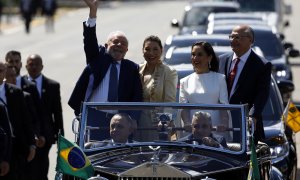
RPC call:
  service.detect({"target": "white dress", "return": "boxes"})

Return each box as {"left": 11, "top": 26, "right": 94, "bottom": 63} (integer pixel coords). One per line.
{"left": 179, "top": 71, "right": 229, "bottom": 128}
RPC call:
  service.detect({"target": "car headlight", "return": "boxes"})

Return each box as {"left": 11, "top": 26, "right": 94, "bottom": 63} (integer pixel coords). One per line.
{"left": 276, "top": 70, "right": 287, "bottom": 78}
{"left": 270, "top": 142, "right": 289, "bottom": 158}
{"left": 273, "top": 66, "right": 291, "bottom": 81}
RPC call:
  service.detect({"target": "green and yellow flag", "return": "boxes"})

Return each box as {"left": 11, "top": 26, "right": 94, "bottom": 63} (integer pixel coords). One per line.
{"left": 247, "top": 136, "right": 260, "bottom": 180}
{"left": 56, "top": 135, "right": 94, "bottom": 179}
{"left": 282, "top": 100, "right": 300, "bottom": 133}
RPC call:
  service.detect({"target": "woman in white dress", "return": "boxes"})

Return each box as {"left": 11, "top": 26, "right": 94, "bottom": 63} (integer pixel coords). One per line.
{"left": 179, "top": 41, "right": 230, "bottom": 139}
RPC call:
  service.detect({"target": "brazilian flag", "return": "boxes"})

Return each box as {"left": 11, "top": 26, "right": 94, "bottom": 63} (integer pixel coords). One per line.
{"left": 247, "top": 136, "right": 260, "bottom": 180}
{"left": 56, "top": 135, "right": 94, "bottom": 179}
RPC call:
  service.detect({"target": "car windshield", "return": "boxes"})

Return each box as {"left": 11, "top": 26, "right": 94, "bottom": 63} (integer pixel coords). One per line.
{"left": 163, "top": 35, "right": 230, "bottom": 58}
{"left": 183, "top": 7, "right": 238, "bottom": 27}
{"left": 164, "top": 46, "right": 230, "bottom": 65}
{"left": 211, "top": 30, "right": 284, "bottom": 60}
{"left": 77, "top": 103, "right": 247, "bottom": 154}
{"left": 254, "top": 32, "right": 284, "bottom": 60}
{"left": 236, "top": 0, "right": 275, "bottom": 12}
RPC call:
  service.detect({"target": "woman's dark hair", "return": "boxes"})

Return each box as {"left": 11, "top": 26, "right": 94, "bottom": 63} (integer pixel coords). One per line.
{"left": 143, "top": 35, "right": 162, "bottom": 49}
{"left": 191, "top": 41, "right": 219, "bottom": 72}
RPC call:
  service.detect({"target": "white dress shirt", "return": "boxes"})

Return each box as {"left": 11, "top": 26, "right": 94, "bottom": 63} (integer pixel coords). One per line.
{"left": 88, "top": 61, "right": 121, "bottom": 103}
{"left": 0, "top": 83, "right": 6, "bottom": 104}
{"left": 229, "top": 48, "right": 251, "bottom": 97}
{"left": 16, "top": 75, "right": 22, "bottom": 89}
{"left": 86, "top": 17, "right": 96, "bottom": 27}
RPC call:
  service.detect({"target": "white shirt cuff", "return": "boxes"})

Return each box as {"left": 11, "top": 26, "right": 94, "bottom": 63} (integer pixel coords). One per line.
{"left": 85, "top": 17, "right": 96, "bottom": 27}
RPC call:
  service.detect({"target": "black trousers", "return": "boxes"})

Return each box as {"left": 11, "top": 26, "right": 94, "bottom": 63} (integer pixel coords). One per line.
{"left": 0, "top": 139, "right": 25, "bottom": 180}
{"left": 29, "top": 143, "right": 52, "bottom": 180}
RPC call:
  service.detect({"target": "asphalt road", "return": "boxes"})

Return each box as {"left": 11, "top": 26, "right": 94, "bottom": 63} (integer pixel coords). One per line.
{"left": 0, "top": 1, "right": 300, "bottom": 179}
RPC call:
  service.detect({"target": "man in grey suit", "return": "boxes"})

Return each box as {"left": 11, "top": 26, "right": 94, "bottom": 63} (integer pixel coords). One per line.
{"left": 218, "top": 25, "right": 272, "bottom": 143}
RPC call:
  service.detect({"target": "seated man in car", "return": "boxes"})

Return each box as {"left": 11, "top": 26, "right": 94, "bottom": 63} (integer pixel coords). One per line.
{"left": 180, "top": 111, "right": 228, "bottom": 148}
{"left": 86, "top": 113, "right": 137, "bottom": 148}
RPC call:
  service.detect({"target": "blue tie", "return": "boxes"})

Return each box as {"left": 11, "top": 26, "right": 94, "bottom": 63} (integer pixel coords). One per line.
{"left": 108, "top": 62, "right": 118, "bottom": 102}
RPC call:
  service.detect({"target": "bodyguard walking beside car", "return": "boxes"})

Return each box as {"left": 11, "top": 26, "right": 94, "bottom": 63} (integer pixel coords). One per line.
{"left": 218, "top": 25, "right": 272, "bottom": 143}
{"left": 0, "top": 62, "right": 33, "bottom": 180}
{"left": 0, "top": 104, "right": 11, "bottom": 177}
{"left": 24, "top": 54, "right": 64, "bottom": 180}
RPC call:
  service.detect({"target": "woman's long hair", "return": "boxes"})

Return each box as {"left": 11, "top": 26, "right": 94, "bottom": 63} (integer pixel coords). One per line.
{"left": 191, "top": 41, "right": 219, "bottom": 72}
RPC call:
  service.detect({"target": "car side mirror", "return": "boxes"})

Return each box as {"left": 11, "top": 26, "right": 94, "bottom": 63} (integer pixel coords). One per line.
{"left": 279, "top": 33, "right": 285, "bottom": 41}
{"left": 283, "top": 42, "right": 293, "bottom": 50}
{"left": 284, "top": 20, "right": 290, "bottom": 27}
{"left": 277, "top": 80, "right": 294, "bottom": 105}
{"left": 288, "top": 48, "right": 300, "bottom": 58}
{"left": 171, "top": 19, "right": 179, "bottom": 27}
{"left": 277, "top": 80, "right": 294, "bottom": 94}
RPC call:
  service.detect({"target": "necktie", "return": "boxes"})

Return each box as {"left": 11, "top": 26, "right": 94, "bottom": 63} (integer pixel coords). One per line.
{"left": 107, "top": 62, "right": 118, "bottom": 102}
{"left": 227, "top": 58, "right": 241, "bottom": 95}
{"left": 31, "top": 79, "right": 41, "bottom": 98}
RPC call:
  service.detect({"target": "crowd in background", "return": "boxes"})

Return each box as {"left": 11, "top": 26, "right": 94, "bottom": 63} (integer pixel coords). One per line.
{"left": 0, "top": 0, "right": 57, "bottom": 33}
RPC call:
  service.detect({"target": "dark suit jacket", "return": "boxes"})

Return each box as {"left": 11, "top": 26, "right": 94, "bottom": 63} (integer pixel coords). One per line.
{"left": 5, "top": 83, "right": 31, "bottom": 158}
{"left": 20, "top": 0, "right": 39, "bottom": 16}
{"left": 0, "top": 104, "right": 12, "bottom": 162}
{"left": 68, "top": 23, "right": 143, "bottom": 116}
{"left": 21, "top": 76, "right": 42, "bottom": 136}
{"left": 23, "top": 91, "right": 38, "bottom": 146}
{"left": 219, "top": 50, "right": 272, "bottom": 140}
{"left": 39, "top": 75, "right": 64, "bottom": 144}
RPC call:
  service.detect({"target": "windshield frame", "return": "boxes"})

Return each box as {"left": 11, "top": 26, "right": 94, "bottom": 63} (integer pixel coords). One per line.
{"left": 77, "top": 102, "right": 248, "bottom": 155}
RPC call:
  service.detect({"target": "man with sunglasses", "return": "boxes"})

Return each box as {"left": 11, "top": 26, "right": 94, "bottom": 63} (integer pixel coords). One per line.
{"left": 180, "top": 111, "right": 227, "bottom": 148}
{"left": 219, "top": 25, "right": 272, "bottom": 144}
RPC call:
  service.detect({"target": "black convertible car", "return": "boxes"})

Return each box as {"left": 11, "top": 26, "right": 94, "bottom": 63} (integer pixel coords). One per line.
{"left": 58, "top": 102, "right": 283, "bottom": 180}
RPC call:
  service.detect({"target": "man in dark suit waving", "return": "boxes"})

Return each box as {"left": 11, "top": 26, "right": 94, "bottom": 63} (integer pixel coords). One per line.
{"left": 219, "top": 25, "right": 272, "bottom": 143}
{"left": 68, "top": 0, "right": 143, "bottom": 140}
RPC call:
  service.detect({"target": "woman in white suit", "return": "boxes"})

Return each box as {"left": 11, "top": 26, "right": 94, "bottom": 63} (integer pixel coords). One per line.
{"left": 179, "top": 41, "right": 230, "bottom": 139}
{"left": 138, "top": 35, "right": 178, "bottom": 141}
